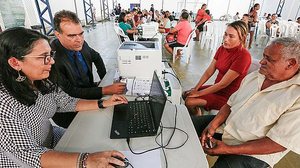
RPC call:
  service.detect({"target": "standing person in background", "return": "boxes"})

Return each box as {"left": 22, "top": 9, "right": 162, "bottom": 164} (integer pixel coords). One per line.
{"left": 0, "top": 27, "right": 128, "bottom": 168}
{"left": 184, "top": 21, "right": 251, "bottom": 116}
{"left": 150, "top": 4, "right": 155, "bottom": 21}
{"left": 51, "top": 10, "right": 126, "bottom": 128}
{"left": 248, "top": 3, "right": 260, "bottom": 49}
{"left": 194, "top": 4, "right": 207, "bottom": 41}
{"left": 115, "top": 3, "right": 121, "bottom": 15}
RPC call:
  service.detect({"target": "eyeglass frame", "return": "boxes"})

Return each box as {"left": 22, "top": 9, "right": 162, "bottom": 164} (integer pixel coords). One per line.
{"left": 21, "top": 51, "right": 56, "bottom": 65}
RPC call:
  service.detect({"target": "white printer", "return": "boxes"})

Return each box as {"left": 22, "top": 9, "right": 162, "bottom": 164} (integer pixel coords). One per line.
{"left": 117, "top": 41, "right": 162, "bottom": 78}
{"left": 138, "top": 22, "right": 159, "bottom": 39}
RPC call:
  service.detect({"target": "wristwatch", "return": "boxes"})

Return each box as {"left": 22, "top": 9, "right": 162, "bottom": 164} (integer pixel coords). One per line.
{"left": 97, "top": 99, "right": 105, "bottom": 108}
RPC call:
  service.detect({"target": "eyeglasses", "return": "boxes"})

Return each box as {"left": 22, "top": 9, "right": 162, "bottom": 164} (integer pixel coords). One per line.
{"left": 21, "top": 51, "right": 56, "bottom": 65}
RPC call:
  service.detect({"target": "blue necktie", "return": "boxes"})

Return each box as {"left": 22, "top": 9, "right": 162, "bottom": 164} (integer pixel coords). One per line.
{"left": 73, "top": 52, "right": 90, "bottom": 85}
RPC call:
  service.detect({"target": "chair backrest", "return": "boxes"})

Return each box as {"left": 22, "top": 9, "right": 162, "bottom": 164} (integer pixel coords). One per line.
{"left": 184, "top": 29, "right": 195, "bottom": 47}
{"left": 114, "top": 25, "right": 130, "bottom": 42}
{"left": 203, "top": 21, "right": 214, "bottom": 35}
{"left": 270, "top": 24, "right": 279, "bottom": 38}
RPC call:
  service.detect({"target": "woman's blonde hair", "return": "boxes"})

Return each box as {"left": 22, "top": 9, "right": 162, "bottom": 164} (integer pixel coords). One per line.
{"left": 228, "top": 20, "right": 248, "bottom": 48}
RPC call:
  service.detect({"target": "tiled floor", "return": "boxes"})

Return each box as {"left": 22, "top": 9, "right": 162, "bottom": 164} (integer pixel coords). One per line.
{"left": 85, "top": 21, "right": 299, "bottom": 168}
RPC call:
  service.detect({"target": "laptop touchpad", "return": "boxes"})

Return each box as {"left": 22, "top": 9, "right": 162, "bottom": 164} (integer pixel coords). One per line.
{"left": 114, "top": 104, "right": 128, "bottom": 121}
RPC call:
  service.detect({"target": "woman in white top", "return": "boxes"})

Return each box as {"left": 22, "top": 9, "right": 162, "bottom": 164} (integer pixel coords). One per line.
{"left": 159, "top": 12, "right": 171, "bottom": 33}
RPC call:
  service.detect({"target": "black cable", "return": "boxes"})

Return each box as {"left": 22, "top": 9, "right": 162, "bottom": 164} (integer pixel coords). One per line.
{"left": 162, "top": 71, "right": 182, "bottom": 85}
{"left": 126, "top": 101, "right": 189, "bottom": 168}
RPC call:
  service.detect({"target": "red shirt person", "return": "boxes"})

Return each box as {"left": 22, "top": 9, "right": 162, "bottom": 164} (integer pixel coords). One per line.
{"left": 184, "top": 20, "right": 251, "bottom": 116}
{"left": 194, "top": 4, "right": 207, "bottom": 41}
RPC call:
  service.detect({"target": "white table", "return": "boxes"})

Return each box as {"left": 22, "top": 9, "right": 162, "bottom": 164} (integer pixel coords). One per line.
{"left": 55, "top": 71, "right": 208, "bottom": 168}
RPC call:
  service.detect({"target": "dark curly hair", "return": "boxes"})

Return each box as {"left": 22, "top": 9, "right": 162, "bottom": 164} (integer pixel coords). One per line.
{"left": 0, "top": 27, "right": 57, "bottom": 106}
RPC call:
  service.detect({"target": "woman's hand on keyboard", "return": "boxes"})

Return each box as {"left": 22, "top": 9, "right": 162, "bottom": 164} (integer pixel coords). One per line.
{"left": 103, "top": 94, "right": 128, "bottom": 107}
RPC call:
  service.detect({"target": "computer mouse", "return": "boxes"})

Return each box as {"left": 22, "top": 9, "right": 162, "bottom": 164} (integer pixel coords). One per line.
{"left": 111, "top": 156, "right": 130, "bottom": 168}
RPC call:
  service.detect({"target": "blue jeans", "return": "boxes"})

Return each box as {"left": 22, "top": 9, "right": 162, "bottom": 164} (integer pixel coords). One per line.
{"left": 191, "top": 115, "right": 270, "bottom": 168}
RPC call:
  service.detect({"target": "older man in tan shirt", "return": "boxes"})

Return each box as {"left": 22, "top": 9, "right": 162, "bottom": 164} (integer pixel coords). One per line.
{"left": 192, "top": 37, "right": 300, "bottom": 168}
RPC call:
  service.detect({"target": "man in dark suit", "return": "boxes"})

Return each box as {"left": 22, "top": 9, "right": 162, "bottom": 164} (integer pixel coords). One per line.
{"left": 51, "top": 10, "right": 125, "bottom": 128}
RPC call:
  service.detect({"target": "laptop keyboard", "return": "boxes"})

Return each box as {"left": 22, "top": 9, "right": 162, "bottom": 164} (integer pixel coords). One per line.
{"left": 128, "top": 101, "right": 156, "bottom": 135}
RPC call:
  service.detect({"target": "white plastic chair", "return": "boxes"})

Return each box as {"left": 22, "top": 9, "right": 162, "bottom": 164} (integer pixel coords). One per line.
{"left": 114, "top": 24, "right": 130, "bottom": 44}
{"left": 255, "top": 21, "right": 269, "bottom": 47}
{"left": 284, "top": 22, "right": 298, "bottom": 37}
{"left": 200, "top": 21, "right": 215, "bottom": 50}
{"left": 172, "top": 29, "right": 195, "bottom": 64}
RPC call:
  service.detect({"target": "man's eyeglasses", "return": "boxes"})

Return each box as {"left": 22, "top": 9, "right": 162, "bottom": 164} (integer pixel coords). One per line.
{"left": 21, "top": 51, "right": 56, "bottom": 65}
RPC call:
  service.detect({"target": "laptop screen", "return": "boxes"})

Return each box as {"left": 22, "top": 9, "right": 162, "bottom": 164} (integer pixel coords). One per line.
{"left": 149, "top": 71, "right": 167, "bottom": 128}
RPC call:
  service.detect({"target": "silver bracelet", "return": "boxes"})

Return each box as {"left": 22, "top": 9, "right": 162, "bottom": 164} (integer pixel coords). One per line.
{"left": 82, "top": 153, "right": 89, "bottom": 168}
{"left": 77, "top": 153, "right": 89, "bottom": 168}
{"left": 77, "top": 153, "right": 84, "bottom": 168}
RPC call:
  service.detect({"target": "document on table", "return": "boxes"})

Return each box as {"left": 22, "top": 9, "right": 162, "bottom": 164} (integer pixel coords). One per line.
{"left": 121, "top": 150, "right": 161, "bottom": 168}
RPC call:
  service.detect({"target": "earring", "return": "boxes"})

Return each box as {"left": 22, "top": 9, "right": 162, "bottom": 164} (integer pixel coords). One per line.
{"left": 16, "top": 70, "right": 26, "bottom": 82}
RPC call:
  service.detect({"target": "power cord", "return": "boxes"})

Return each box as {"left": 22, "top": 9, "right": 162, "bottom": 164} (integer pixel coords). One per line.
{"left": 162, "top": 70, "right": 182, "bottom": 85}
{"left": 126, "top": 100, "right": 189, "bottom": 168}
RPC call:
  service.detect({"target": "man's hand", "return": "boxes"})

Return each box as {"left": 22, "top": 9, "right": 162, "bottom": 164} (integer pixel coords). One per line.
{"left": 103, "top": 94, "right": 128, "bottom": 107}
{"left": 200, "top": 125, "right": 216, "bottom": 147}
{"left": 203, "top": 138, "right": 229, "bottom": 156}
{"left": 102, "top": 83, "right": 126, "bottom": 95}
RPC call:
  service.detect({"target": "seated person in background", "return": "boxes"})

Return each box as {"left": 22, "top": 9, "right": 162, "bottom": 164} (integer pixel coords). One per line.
{"left": 194, "top": 4, "right": 207, "bottom": 41}
{"left": 192, "top": 37, "right": 300, "bottom": 168}
{"left": 134, "top": 11, "right": 143, "bottom": 27}
{"left": 266, "top": 13, "right": 279, "bottom": 36}
{"left": 154, "top": 10, "right": 162, "bottom": 22}
{"left": 118, "top": 12, "right": 138, "bottom": 40}
{"left": 0, "top": 27, "right": 128, "bottom": 167}
{"left": 159, "top": 11, "right": 171, "bottom": 33}
{"left": 164, "top": 12, "right": 192, "bottom": 58}
{"left": 195, "top": 9, "right": 211, "bottom": 32}
{"left": 233, "top": 12, "right": 240, "bottom": 20}
{"left": 183, "top": 21, "right": 251, "bottom": 116}
{"left": 51, "top": 10, "right": 126, "bottom": 128}
{"left": 127, "top": 9, "right": 136, "bottom": 28}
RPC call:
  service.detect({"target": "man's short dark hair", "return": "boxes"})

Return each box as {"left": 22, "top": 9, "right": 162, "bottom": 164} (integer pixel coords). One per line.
{"left": 181, "top": 12, "right": 189, "bottom": 20}
{"left": 54, "top": 10, "right": 80, "bottom": 33}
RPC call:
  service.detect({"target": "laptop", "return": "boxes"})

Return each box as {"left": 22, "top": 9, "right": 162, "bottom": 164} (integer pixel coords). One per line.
{"left": 110, "top": 71, "right": 167, "bottom": 139}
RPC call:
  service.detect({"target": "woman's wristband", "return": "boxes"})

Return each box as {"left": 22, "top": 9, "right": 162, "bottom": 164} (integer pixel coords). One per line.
{"left": 98, "top": 99, "right": 105, "bottom": 109}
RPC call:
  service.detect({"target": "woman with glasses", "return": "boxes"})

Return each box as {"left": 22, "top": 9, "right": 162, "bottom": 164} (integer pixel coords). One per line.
{"left": 0, "top": 27, "right": 127, "bottom": 167}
